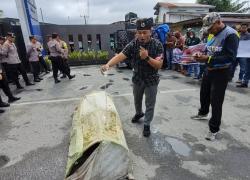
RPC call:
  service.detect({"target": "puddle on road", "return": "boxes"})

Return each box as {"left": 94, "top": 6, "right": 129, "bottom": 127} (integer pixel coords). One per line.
{"left": 123, "top": 78, "right": 130, "bottom": 81}
{"left": 0, "top": 155, "right": 9, "bottom": 168}
{"left": 79, "top": 86, "right": 88, "bottom": 90}
{"left": 83, "top": 74, "right": 91, "bottom": 76}
{"left": 192, "top": 144, "right": 206, "bottom": 152}
{"left": 166, "top": 137, "right": 191, "bottom": 157}
{"left": 18, "top": 89, "right": 43, "bottom": 92}
{"left": 111, "top": 92, "right": 119, "bottom": 95}
{"left": 107, "top": 73, "right": 114, "bottom": 76}
{"left": 100, "top": 83, "right": 113, "bottom": 90}
{"left": 151, "top": 135, "right": 172, "bottom": 156}
{"left": 150, "top": 133, "right": 191, "bottom": 157}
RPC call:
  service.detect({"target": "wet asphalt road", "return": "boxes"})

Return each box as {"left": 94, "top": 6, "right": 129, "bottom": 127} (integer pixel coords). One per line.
{"left": 0, "top": 66, "right": 250, "bottom": 180}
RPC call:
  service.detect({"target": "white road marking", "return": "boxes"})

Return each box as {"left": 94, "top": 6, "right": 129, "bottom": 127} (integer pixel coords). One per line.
{"left": 11, "top": 88, "right": 197, "bottom": 106}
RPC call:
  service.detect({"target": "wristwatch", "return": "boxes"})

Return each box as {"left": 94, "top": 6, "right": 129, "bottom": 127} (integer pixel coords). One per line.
{"left": 145, "top": 56, "right": 150, "bottom": 62}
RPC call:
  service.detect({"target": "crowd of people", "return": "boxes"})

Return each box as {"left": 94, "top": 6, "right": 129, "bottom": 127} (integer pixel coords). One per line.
{"left": 0, "top": 32, "right": 75, "bottom": 114}
{"left": 0, "top": 12, "right": 249, "bottom": 141}
{"left": 102, "top": 12, "right": 246, "bottom": 141}
{"left": 161, "top": 23, "right": 250, "bottom": 88}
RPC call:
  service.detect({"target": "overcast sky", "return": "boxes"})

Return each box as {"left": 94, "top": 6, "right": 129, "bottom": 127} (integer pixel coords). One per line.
{"left": 1, "top": 0, "right": 198, "bottom": 24}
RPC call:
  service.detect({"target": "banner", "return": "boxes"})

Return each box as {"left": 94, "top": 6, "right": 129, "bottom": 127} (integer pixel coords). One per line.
{"left": 237, "top": 40, "right": 250, "bottom": 58}
{"left": 15, "top": 0, "right": 43, "bottom": 48}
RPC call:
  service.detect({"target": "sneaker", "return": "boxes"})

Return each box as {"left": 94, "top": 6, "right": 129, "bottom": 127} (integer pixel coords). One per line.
{"left": 236, "top": 83, "right": 248, "bottom": 88}
{"left": 131, "top": 113, "right": 144, "bottom": 123}
{"left": 205, "top": 131, "right": 218, "bottom": 141}
{"left": 0, "top": 109, "right": 5, "bottom": 113}
{"left": 191, "top": 114, "right": 208, "bottom": 120}
{"left": 143, "top": 125, "right": 151, "bottom": 137}
{"left": 0, "top": 102, "right": 10, "bottom": 108}
{"left": 38, "top": 77, "right": 43, "bottom": 80}
{"left": 236, "top": 80, "right": 242, "bottom": 84}
{"left": 8, "top": 97, "right": 21, "bottom": 103}
{"left": 34, "top": 79, "right": 40, "bottom": 82}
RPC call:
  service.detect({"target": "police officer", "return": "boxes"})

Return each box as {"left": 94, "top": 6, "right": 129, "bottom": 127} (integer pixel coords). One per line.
{"left": 48, "top": 33, "right": 75, "bottom": 83}
{"left": 2, "top": 33, "right": 34, "bottom": 89}
{"left": 59, "top": 38, "right": 70, "bottom": 78}
{"left": 0, "top": 36, "right": 8, "bottom": 78}
{"left": 101, "top": 18, "right": 163, "bottom": 137}
{"left": 191, "top": 13, "right": 239, "bottom": 141}
{"left": 36, "top": 39, "right": 49, "bottom": 74}
{"left": 0, "top": 57, "right": 20, "bottom": 114}
{"left": 27, "top": 36, "right": 42, "bottom": 82}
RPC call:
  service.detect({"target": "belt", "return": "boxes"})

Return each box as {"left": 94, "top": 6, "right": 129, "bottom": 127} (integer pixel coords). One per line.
{"left": 207, "top": 66, "right": 230, "bottom": 71}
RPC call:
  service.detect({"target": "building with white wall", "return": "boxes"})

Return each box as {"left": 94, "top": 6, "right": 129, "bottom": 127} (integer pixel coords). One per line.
{"left": 154, "top": 2, "right": 215, "bottom": 24}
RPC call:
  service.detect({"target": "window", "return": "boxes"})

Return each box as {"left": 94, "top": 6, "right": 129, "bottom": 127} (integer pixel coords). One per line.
{"left": 110, "top": 34, "right": 115, "bottom": 51}
{"left": 96, "top": 34, "right": 101, "bottom": 50}
{"left": 78, "top": 34, "right": 83, "bottom": 51}
{"left": 68, "top": 34, "right": 75, "bottom": 52}
{"left": 87, "top": 34, "right": 92, "bottom": 49}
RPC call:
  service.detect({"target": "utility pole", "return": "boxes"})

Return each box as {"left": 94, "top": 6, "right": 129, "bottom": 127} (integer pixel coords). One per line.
{"left": 40, "top": 8, "right": 44, "bottom": 23}
{"left": 68, "top": 16, "right": 70, "bottom": 25}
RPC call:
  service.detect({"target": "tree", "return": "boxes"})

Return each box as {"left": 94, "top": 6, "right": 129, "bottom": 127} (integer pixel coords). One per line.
{"left": 0, "top": 10, "right": 3, "bottom": 17}
{"left": 197, "top": 0, "right": 250, "bottom": 13}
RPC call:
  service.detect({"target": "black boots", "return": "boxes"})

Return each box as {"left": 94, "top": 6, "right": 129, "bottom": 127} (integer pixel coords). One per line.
{"left": 69, "top": 75, "right": 75, "bottom": 80}
{"left": 55, "top": 79, "right": 61, "bottom": 84}
{"left": 8, "top": 96, "right": 21, "bottom": 103}
{"left": 143, "top": 125, "right": 151, "bottom": 137}
{"left": 131, "top": 113, "right": 144, "bottom": 123}
{"left": 0, "top": 101, "right": 10, "bottom": 107}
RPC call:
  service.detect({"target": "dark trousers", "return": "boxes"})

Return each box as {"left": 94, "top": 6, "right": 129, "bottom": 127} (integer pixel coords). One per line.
{"left": 39, "top": 56, "right": 49, "bottom": 72}
{"left": 199, "top": 68, "right": 229, "bottom": 133}
{"left": 133, "top": 82, "right": 158, "bottom": 126}
{"left": 0, "top": 73, "right": 14, "bottom": 99}
{"left": 1, "top": 62, "right": 10, "bottom": 81}
{"left": 198, "top": 64, "right": 206, "bottom": 79}
{"left": 230, "top": 58, "right": 246, "bottom": 81}
{"left": 242, "top": 58, "right": 250, "bottom": 85}
{"left": 30, "top": 61, "right": 40, "bottom": 80}
{"left": 166, "top": 48, "right": 173, "bottom": 70}
{"left": 62, "top": 58, "right": 70, "bottom": 75}
{"left": 5, "top": 63, "right": 30, "bottom": 87}
{"left": 162, "top": 44, "right": 167, "bottom": 69}
{"left": 50, "top": 56, "right": 70, "bottom": 80}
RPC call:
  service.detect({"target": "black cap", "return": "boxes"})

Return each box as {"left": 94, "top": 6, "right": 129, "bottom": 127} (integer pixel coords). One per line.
{"left": 29, "top": 35, "right": 35, "bottom": 40}
{"left": 0, "top": 36, "right": 5, "bottom": 41}
{"left": 136, "top": 18, "right": 153, "bottom": 30}
{"left": 52, "top": 33, "right": 58, "bottom": 39}
{"left": 6, "top": 32, "right": 15, "bottom": 38}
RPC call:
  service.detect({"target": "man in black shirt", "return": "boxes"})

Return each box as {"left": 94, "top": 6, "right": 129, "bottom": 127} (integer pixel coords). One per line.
{"left": 101, "top": 18, "right": 163, "bottom": 137}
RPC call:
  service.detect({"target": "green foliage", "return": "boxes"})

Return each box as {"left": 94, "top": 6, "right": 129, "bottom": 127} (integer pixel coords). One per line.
{"left": 197, "top": 0, "right": 250, "bottom": 13}
{"left": 68, "top": 50, "right": 109, "bottom": 61}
